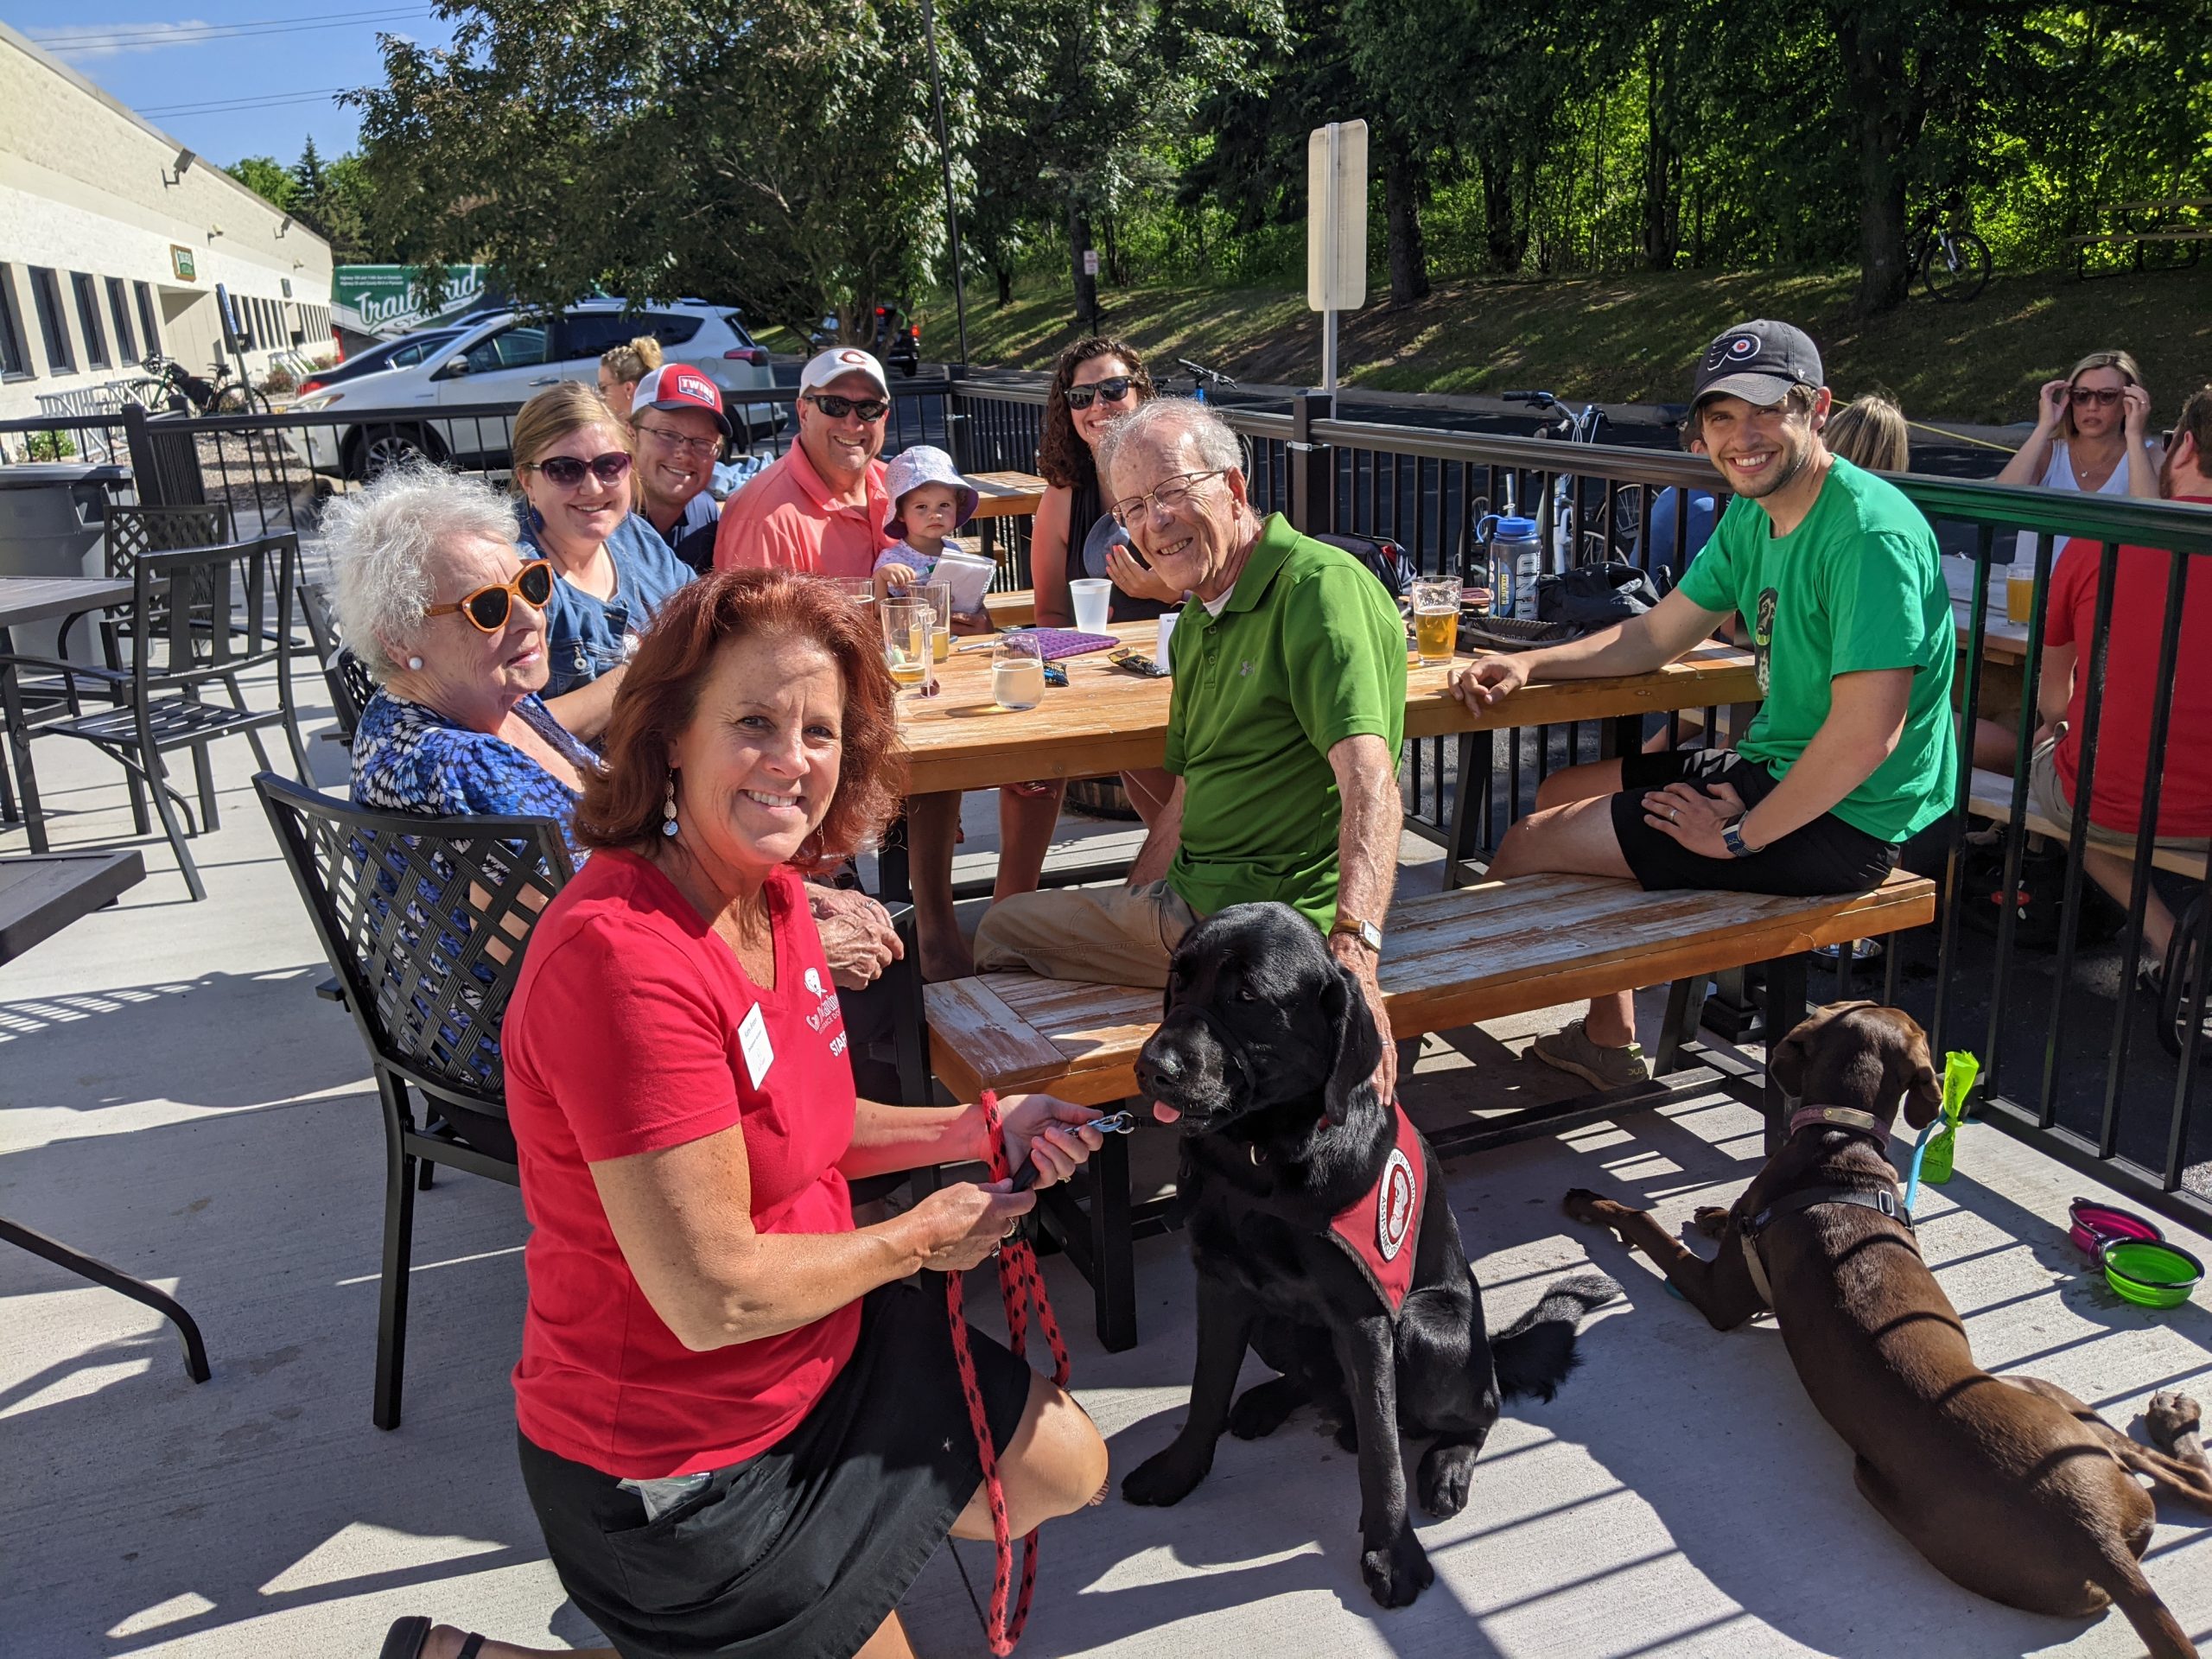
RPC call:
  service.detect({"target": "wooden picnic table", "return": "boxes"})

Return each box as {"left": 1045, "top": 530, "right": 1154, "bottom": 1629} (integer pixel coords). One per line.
{"left": 967, "top": 470, "right": 1047, "bottom": 520}
{"left": 0, "top": 575, "right": 137, "bottom": 851}
{"left": 0, "top": 848, "right": 209, "bottom": 1382}
{"left": 1945, "top": 558, "right": 2031, "bottom": 665}
{"left": 898, "top": 620, "right": 1761, "bottom": 795}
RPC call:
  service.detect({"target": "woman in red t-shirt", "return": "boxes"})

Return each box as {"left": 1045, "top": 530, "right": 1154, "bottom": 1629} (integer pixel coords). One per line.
{"left": 386, "top": 571, "right": 1109, "bottom": 1659}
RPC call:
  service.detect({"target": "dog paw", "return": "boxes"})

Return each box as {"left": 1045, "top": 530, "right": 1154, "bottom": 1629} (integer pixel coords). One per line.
{"left": 1417, "top": 1441, "right": 1480, "bottom": 1518}
{"left": 1228, "top": 1377, "right": 1306, "bottom": 1441}
{"left": 1122, "top": 1444, "right": 1212, "bottom": 1508}
{"left": 1359, "top": 1529, "right": 1434, "bottom": 1609}
{"left": 2147, "top": 1390, "right": 2202, "bottom": 1448}
{"left": 1691, "top": 1205, "right": 1732, "bottom": 1239}
{"left": 1561, "top": 1187, "right": 1611, "bottom": 1226}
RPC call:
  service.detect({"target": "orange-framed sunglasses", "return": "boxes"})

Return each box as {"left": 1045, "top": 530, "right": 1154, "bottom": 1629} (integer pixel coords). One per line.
{"left": 423, "top": 561, "right": 556, "bottom": 632}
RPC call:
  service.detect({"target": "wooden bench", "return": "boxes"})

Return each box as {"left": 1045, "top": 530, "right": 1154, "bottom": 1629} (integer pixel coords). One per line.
{"left": 2071, "top": 198, "right": 2211, "bottom": 279}
{"left": 927, "top": 868, "right": 1936, "bottom": 1347}
{"left": 1965, "top": 766, "right": 2208, "bottom": 878}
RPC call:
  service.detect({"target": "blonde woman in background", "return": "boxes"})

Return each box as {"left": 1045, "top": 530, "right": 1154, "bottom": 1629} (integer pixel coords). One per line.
{"left": 512, "top": 383, "right": 694, "bottom": 741}
{"left": 1824, "top": 391, "right": 1910, "bottom": 473}
{"left": 597, "top": 334, "right": 664, "bottom": 418}
{"left": 1994, "top": 349, "right": 2164, "bottom": 531}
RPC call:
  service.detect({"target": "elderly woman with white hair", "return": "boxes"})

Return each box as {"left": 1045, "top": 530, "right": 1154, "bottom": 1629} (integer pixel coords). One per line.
{"left": 328, "top": 464, "right": 598, "bottom": 848}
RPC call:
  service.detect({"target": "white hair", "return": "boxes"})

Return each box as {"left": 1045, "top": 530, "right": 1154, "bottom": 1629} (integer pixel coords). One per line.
{"left": 322, "top": 463, "right": 523, "bottom": 681}
{"left": 1094, "top": 397, "right": 1243, "bottom": 493}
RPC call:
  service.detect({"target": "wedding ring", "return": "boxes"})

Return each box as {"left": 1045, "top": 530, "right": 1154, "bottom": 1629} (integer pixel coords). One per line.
{"left": 1003, "top": 1220, "right": 1018, "bottom": 1238}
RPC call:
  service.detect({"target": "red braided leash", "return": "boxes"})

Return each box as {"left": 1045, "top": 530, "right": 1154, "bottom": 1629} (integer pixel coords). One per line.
{"left": 944, "top": 1090, "right": 1071, "bottom": 1656}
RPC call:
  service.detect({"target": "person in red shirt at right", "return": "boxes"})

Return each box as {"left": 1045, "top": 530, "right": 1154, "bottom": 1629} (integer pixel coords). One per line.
{"left": 2029, "top": 385, "right": 2212, "bottom": 971}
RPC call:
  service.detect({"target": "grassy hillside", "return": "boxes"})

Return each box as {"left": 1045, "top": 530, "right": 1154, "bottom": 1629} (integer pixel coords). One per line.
{"left": 775, "top": 265, "right": 2212, "bottom": 426}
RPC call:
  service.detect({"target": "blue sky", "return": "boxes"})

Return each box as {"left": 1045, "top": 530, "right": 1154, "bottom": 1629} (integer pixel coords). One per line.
{"left": 3, "top": 2, "right": 459, "bottom": 168}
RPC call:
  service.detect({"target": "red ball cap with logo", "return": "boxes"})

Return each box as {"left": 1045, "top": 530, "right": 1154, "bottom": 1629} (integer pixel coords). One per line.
{"left": 631, "top": 364, "right": 733, "bottom": 438}
{"left": 1692, "top": 319, "right": 1824, "bottom": 410}
{"left": 798, "top": 347, "right": 891, "bottom": 401}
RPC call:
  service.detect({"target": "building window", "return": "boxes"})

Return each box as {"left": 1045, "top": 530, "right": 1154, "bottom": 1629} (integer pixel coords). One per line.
{"left": 105, "top": 276, "right": 138, "bottom": 365}
{"left": 29, "top": 267, "right": 73, "bottom": 372}
{"left": 0, "top": 267, "right": 30, "bottom": 378}
{"left": 134, "top": 282, "right": 162, "bottom": 357}
{"left": 71, "top": 272, "right": 110, "bottom": 369}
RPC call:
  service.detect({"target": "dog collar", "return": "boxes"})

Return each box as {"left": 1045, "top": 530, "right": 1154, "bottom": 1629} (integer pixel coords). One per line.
{"left": 1789, "top": 1104, "right": 1889, "bottom": 1144}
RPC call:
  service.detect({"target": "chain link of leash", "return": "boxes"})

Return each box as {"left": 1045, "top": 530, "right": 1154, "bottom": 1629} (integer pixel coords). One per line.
{"left": 944, "top": 1090, "right": 1071, "bottom": 1656}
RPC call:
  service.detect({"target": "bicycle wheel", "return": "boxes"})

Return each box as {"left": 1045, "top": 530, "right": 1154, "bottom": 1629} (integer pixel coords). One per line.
{"left": 1920, "top": 230, "right": 1991, "bottom": 302}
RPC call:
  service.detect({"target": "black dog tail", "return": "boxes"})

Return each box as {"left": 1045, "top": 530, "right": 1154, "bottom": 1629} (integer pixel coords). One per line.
{"left": 1490, "top": 1271, "right": 1622, "bottom": 1403}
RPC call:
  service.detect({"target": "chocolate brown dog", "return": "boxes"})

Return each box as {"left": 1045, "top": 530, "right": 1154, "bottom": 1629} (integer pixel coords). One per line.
{"left": 1565, "top": 1001, "right": 2212, "bottom": 1658}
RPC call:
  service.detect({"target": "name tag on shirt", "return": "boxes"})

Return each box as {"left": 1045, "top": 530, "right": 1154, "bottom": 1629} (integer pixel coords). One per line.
{"left": 738, "top": 1002, "right": 774, "bottom": 1089}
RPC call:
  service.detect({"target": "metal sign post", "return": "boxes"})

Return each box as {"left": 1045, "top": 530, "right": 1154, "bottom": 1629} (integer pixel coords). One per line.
{"left": 1306, "top": 119, "right": 1368, "bottom": 396}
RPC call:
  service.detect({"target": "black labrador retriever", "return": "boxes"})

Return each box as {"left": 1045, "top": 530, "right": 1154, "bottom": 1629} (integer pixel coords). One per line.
{"left": 1122, "top": 902, "right": 1620, "bottom": 1607}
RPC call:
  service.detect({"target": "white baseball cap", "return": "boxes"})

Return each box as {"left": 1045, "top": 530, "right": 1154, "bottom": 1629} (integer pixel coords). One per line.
{"left": 798, "top": 347, "right": 891, "bottom": 401}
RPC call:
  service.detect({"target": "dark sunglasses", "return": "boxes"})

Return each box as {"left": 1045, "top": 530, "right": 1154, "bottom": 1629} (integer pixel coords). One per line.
{"left": 2067, "top": 385, "right": 2126, "bottom": 409}
{"left": 423, "top": 561, "right": 556, "bottom": 632}
{"left": 805, "top": 393, "right": 890, "bottom": 421}
{"left": 1065, "top": 376, "right": 1135, "bottom": 410}
{"left": 529, "top": 451, "right": 632, "bottom": 487}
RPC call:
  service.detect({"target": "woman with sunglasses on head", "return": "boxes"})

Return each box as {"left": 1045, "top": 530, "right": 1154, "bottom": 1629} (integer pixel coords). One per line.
{"left": 1995, "top": 349, "right": 2165, "bottom": 524}
{"left": 512, "top": 383, "right": 696, "bottom": 743}
{"left": 328, "top": 463, "right": 598, "bottom": 854}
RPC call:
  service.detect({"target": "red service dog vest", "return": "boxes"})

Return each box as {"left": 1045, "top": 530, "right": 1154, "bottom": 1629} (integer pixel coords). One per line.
{"left": 1323, "top": 1103, "right": 1426, "bottom": 1316}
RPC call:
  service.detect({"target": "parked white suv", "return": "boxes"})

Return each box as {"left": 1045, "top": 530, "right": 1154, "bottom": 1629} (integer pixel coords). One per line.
{"left": 284, "top": 299, "right": 785, "bottom": 480}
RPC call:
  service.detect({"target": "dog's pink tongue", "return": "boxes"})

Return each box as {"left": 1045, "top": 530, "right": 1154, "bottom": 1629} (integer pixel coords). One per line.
{"left": 1151, "top": 1101, "right": 1181, "bottom": 1124}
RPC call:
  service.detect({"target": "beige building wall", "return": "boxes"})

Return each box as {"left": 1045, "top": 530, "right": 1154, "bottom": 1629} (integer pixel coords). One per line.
{"left": 0, "top": 21, "right": 335, "bottom": 428}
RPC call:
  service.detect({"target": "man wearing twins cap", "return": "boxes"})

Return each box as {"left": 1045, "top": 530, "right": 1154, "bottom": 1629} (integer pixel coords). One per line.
{"left": 1447, "top": 319, "right": 1955, "bottom": 1090}
{"left": 714, "top": 347, "right": 897, "bottom": 578}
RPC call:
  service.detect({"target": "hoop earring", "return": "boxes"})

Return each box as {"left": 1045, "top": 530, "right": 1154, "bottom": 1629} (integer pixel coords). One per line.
{"left": 662, "top": 773, "right": 680, "bottom": 838}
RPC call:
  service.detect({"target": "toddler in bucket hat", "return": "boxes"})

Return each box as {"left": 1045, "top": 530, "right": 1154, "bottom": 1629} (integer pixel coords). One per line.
{"left": 872, "top": 446, "right": 994, "bottom": 630}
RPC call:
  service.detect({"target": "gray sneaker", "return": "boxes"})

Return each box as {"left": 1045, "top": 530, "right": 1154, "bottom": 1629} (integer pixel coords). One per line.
{"left": 1529, "top": 1020, "right": 1651, "bottom": 1090}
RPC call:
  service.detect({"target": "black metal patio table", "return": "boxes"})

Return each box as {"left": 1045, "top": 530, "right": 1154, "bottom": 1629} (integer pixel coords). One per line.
{"left": 0, "top": 848, "right": 210, "bottom": 1381}
{"left": 0, "top": 575, "right": 137, "bottom": 852}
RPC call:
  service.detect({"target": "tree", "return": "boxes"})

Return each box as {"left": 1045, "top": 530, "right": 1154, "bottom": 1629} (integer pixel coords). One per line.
{"left": 226, "top": 156, "right": 297, "bottom": 212}
{"left": 353, "top": 0, "right": 965, "bottom": 335}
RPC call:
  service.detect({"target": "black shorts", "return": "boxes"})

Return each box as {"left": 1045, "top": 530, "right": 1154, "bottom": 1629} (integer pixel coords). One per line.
{"left": 518, "top": 1280, "right": 1037, "bottom": 1659}
{"left": 1610, "top": 749, "right": 1901, "bottom": 896}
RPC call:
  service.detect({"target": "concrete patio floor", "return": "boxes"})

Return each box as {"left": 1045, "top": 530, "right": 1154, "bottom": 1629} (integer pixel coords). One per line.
{"left": 3, "top": 659, "right": 2209, "bottom": 1658}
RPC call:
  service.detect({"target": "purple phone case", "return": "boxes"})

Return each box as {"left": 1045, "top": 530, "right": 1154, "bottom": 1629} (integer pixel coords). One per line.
{"left": 1020, "top": 628, "right": 1121, "bottom": 661}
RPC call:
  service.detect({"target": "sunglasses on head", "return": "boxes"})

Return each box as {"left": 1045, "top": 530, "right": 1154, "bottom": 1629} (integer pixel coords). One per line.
{"left": 805, "top": 393, "right": 890, "bottom": 421}
{"left": 528, "top": 451, "right": 632, "bottom": 487}
{"left": 423, "top": 561, "right": 556, "bottom": 632}
{"left": 1065, "top": 376, "right": 1135, "bottom": 410}
{"left": 2068, "top": 385, "right": 2126, "bottom": 409}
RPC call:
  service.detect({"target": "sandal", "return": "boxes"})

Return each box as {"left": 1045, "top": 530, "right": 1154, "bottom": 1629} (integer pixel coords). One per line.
{"left": 378, "top": 1617, "right": 486, "bottom": 1659}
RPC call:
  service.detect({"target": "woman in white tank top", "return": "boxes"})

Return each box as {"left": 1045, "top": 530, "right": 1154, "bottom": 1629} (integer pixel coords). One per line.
{"left": 1997, "top": 348, "right": 2165, "bottom": 563}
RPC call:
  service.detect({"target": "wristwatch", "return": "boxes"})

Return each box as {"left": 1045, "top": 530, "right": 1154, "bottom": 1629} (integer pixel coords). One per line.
{"left": 1330, "top": 913, "right": 1384, "bottom": 954}
{"left": 1721, "top": 815, "right": 1764, "bottom": 859}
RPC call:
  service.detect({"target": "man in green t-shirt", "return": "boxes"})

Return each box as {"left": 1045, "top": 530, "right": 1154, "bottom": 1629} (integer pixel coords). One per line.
{"left": 973, "top": 397, "right": 1410, "bottom": 1092}
{"left": 1448, "top": 320, "right": 1956, "bottom": 1089}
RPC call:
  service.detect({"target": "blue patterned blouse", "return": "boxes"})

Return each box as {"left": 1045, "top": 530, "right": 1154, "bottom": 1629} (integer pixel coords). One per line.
{"left": 351, "top": 690, "right": 599, "bottom": 855}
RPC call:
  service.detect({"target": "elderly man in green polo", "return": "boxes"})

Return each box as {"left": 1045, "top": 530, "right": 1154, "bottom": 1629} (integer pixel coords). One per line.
{"left": 972, "top": 397, "right": 1410, "bottom": 1093}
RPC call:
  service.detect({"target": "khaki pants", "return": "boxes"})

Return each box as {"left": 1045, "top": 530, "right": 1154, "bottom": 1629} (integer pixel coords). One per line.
{"left": 2029, "top": 735, "right": 2212, "bottom": 855}
{"left": 970, "top": 880, "right": 1198, "bottom": 988}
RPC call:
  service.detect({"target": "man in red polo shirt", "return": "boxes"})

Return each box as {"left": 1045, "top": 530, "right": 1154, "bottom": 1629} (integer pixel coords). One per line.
{"left": 2030, "top": 385, "right": 2212, "bottom": 965}
{"left": 715, "top": 348, "right": 895, "bottom": 576}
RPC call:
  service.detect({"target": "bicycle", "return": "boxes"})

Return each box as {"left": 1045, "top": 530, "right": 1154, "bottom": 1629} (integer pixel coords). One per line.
{"left": 1175, "top": 357, "right": 1238, "bottom": 404}
{"left": 1503, "top": 390, "right": 1641, "bottom": 565}
{"left": 128, "top": 353, "right": 274, "bottom": 416}
{"left": 1905, "top": 192, "right": 1992, "bottom": 302}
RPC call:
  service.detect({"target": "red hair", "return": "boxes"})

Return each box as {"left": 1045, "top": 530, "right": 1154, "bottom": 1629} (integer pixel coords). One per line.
{"left": 575, "top": 570, "right": 906, "bottom": 868}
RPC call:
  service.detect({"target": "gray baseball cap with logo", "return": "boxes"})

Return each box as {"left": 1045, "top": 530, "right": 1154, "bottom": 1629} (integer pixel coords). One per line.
{"left": 1692, "top": 320, "right": 1824, "bottom": 409}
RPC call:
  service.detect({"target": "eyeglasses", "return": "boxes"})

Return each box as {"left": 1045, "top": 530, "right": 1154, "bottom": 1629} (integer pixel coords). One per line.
{"left": 423, "top": 561, "right": 556, "bottom": 632}
{"left": 1110, "top": 468, "right": 1231, "bottom": 529}
{"left": 1065, "top": 377, "right": 1135, "bottom": 410}
{"left": 526, "top": 451, "right": 632, "bottom": 487}
{"left": 804, "top": 393, "right": 890, "bottom": 422}
{"left": 2068, "top": 385, "right": 2126, "bottom": 409}
{"left": 638, "top": 423, "right": 721, "bottom": 458}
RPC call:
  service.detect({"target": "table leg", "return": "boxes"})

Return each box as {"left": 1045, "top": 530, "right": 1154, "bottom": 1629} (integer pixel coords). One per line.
{"left": 1760, "top": 953, "right": 1808, "bottom": 1154}
{"left": 878, "top": 810, "right": 912, "bottom": 903}
{"left": 0, "top": 627, "right": 48, "bottom": 853}
{"left": 0, "top": 1215, "right": 211, "bottom": 1382}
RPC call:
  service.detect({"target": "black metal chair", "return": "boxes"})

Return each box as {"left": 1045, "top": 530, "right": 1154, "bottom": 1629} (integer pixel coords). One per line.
{"left": 296, "top": 580, "right": 378, "bottom": 752}
{"left": 9, "top": 536, "right": 307, "bottom": 899}
{"left": 256, "top": 772, "right": 574, "bottom": 1429}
